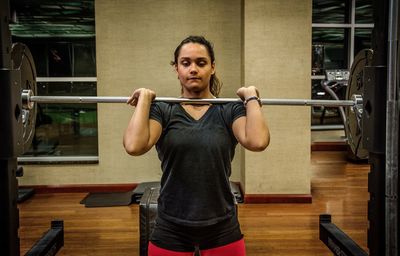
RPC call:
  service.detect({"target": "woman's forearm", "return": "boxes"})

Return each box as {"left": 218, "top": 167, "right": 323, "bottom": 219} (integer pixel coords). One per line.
{"left": 123, "top": 91, "right": 154, "bottom": 155}
{"left": 243, "top": 100, "right": 270, "bottom": 151}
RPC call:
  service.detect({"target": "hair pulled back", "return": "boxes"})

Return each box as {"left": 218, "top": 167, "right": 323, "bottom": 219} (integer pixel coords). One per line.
{"left": 171, "top": 35, "right": 222, "bottom": 97}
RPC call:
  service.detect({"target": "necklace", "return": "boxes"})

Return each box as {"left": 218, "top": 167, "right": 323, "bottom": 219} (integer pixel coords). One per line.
{"left": 180, "top": 102, "right": 212, "bottom": 107}
{"left": 179, "top": 95, "right": 216, "bottom": 107}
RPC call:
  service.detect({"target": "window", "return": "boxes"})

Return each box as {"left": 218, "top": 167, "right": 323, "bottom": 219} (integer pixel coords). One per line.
{"left": 311, "top": 0, "right": 373, "bottom": 128}
{"left": 312, "top": 28, "right": 348, "bottom": 72}
{"left": 312, "top": 0, "right": 350, "bottom": 24}
{"left": 355, "top": 0, "right": 373, "bottom": 23}
{"left": 354, "top": 28, "right": 373, "bottom": 55}
{"left": 10, "top": 0, "right": 97, "bottom": 163}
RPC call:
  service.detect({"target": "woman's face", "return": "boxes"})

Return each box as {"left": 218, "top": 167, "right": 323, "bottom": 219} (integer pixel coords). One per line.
{"left": 175, "top": 43, "right": 215, "bottom": 97}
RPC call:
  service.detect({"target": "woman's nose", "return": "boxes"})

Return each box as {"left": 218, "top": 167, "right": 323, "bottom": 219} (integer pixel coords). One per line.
{"left": 189, "top": 63, "right": 198, "bottom": 73}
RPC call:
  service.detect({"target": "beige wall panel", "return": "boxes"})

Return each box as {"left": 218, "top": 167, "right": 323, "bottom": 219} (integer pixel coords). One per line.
{"left": 19, "top": 165, "right": 98, "bottom": 185}
{"left": 21, "top": 0, "right": 243, "bottom": 185}
{"left": 96, "top": 0, "right": 243, "bottom": 184}
{"left": 20, "top": 0, "right": 312, "bottom": 196}
{"left": 244, "top": 0, "right": 311, "bottom": 194}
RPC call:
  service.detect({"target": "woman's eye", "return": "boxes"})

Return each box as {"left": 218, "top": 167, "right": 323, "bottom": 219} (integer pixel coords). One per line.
{"left": 181, "top": 61, "right": 190, "bottom": 67}
{"left": 197, "top": 61, "right": 207, "bottom": 67}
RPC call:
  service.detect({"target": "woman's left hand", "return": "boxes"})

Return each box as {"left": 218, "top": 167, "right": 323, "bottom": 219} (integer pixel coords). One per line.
{"left": 233, "top": 86, "right": 270, "bottom": 151}
{"left": 236, "top": 86, "right": 260, "bottom": 101}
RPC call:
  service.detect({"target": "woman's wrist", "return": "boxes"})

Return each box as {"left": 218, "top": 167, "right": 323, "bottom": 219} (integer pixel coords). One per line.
{"left": 243, "top": 95, "right": 262, "bottom": 107}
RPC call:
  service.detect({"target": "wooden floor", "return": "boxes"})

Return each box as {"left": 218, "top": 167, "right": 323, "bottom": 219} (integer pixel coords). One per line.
{"left": 18, "top": 151, "right": 369, "bottom": 255}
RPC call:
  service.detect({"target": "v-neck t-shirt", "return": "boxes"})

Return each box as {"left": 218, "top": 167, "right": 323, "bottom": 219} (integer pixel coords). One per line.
{"left": 149, "top": 102, "right": 246, "bottom": 226}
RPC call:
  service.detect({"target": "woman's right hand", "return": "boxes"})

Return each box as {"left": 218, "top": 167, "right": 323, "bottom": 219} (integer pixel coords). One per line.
{"left": 123, "top": 87, "right": 161, "bottom": 156}
{"left": 127, "top": 88, "right": 156, "bottom": 107}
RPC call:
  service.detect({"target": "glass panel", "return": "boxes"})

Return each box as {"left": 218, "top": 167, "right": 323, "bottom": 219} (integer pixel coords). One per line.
{"left": 26, "top": 42, "right": 48, "bottom": 77}
{"left": 23, "top": 82, "right": 98, "bottom": 157}
{"left": 73, "top": 42, "right": 97, "bottom": 77}
{"left": 48, "top": 42, "right": 72, "bottom": 77}
{"left": 9, "top": 1, "right": 95, "bottom": 38}
{"left": 312, "top": 44, "right": 325, "bottom": 75}
{"left": 313, "top": 0, "right": 350, "bottom": 24}
{"left": 355, "top": 0, "right": 373, "bottom": 24}
{"left": 312, "top": 28, "right": 349, "bottom": 73}
{"left": 354, "top": 28, "right": 373, "bottom": 56}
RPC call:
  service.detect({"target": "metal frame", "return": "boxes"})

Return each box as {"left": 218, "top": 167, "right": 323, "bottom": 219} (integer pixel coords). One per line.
{"left": 18, "top": 156, "right": 99, "bottom": 164}
{"left": 385, "top": 0, "right": 399, "bottom": 254}
{"left": 311, "top": 124, "right": 345, "bottom": 130}
{"left": 1, "top": 1, "right": 20, "bottom": 254}
{"left": 36, "top": 77, "right": 97, "bottom": 82}
{"left": 319, "top": 214, "right": 368, "bottom": 256}
{"left": 25, "top": 220, "right": 64, "bottom": 256}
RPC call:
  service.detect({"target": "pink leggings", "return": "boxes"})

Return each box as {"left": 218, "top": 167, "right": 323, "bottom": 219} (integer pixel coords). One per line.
{"left": 148, "top": 238, "right": 246, "bottom": 256}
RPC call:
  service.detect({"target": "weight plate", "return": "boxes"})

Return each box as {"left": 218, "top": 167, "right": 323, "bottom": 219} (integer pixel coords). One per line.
{"left": 345, "top": 49, "right": 373, "bottom": 160}
{"left": 11, "top": 43, "right": 37, "bottom": 154}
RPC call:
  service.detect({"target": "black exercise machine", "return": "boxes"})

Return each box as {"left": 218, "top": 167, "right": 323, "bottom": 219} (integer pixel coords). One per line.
{"left": 0, "top": 0, "right": 64, "bottom": 255}
{"left": 319, "top": 0, "right": 399, "bottom": 255}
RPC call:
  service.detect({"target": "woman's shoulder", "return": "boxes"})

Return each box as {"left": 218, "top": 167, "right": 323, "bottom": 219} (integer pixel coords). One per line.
{"left": 216, "top": 102, "right": 246, "bottom": 123}
{"left": 151, "top": 102, "right": 180, "bottom": 117}
{"left": 151, "top": 101, "right": 175, "bottom": 110}
{"left": 218, "top": 101, "right": 245, "bottom": 111}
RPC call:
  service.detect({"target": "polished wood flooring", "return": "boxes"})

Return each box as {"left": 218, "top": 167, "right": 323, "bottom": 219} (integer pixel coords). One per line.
{"left": 18, "top": 151, "right": 369, "bottom": 255}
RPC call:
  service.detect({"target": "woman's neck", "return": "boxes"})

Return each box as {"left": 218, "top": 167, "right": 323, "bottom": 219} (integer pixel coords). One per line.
{"left": 181, "top": 90, "right": 215, "bottom": 99}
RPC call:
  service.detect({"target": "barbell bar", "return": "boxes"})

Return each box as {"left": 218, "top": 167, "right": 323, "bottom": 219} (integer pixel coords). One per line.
{"left": 21, "top": 90, "right": 362, "bottom": 109}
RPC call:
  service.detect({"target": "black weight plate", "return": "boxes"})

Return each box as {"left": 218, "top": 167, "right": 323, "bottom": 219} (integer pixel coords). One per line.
{"left": 11, "top": 43, "right": 37, "bottom": 154}
{"left": 345, "top": 49, "right": 373, "bottom": 160}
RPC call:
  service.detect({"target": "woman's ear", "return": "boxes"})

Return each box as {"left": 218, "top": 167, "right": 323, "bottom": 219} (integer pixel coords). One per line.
{"left": 174, "top": 65, "right": 180, "bottom": 79}
{"left": 211, "top": 62, "right": 215, "bottom": 75}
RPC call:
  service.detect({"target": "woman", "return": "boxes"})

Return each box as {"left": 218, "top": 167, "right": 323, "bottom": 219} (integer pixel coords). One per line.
{"left": 124, "top": 36, "right": 270, "bottom": 256}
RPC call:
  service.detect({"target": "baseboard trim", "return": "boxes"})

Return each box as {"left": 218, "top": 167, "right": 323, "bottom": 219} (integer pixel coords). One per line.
{"left": 19, "top": 183, "right": 138, "bottom": 193}
{"left": 311, "top": 141, "right": 347, "bottom": 151}
{"left": 244, "top": 194, "right": 312, "bottom": 203}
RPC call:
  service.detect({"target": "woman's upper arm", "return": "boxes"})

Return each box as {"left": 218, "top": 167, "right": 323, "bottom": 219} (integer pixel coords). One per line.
{"left": 147, "top": 119, "right": 162, "bottom": 150}
{"left": 232, "top": 115, "right": 270, "bottom": 151}
{"left": 232, "top": 116, "right": 247, "bottom": 146}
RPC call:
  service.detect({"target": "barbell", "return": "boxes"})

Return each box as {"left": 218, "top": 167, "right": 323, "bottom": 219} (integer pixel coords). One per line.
{"left": 21, "top": 91, "right": 362, "bottom": 107}
{"left": 12, "top": 42, "right": 369, "bottom": 160}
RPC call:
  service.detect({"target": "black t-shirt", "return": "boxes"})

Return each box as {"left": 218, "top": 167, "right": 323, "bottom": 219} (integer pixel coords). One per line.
{"left": 150, "top": 102, "right": 246, "bottom": 226}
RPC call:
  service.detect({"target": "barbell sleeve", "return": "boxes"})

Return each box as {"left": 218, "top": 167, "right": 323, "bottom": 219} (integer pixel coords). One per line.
{"left": 22, "top": 90, "right": 361, "bottom": 109}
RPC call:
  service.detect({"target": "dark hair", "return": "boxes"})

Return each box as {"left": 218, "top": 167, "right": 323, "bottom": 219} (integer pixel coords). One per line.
{"left": 171, "top": 35, "right": 222, "bottom": 97}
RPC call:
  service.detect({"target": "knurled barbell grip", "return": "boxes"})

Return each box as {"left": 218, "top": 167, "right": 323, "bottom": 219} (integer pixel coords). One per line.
{"left": 21, "top": 90, "right": 361, "bottom": 109}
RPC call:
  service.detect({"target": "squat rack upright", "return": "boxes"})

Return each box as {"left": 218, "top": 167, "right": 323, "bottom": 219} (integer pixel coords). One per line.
{"left": 0, "top": 1, "right": 64, "bottom": 255}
